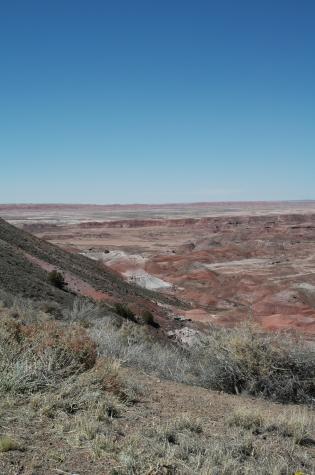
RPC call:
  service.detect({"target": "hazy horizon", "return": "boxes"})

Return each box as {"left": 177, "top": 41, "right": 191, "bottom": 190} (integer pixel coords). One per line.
{"left": 1, "top": 199, "right": 315, "bottom": 207}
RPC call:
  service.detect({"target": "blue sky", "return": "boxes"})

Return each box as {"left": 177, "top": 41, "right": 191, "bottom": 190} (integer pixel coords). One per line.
{"left": 0, "top": 0, "right": 314, "bottom": 203}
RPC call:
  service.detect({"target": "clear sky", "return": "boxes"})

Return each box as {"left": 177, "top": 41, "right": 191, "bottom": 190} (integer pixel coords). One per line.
{"left": 0, "top": 0, "right": 314, "bottom": 204}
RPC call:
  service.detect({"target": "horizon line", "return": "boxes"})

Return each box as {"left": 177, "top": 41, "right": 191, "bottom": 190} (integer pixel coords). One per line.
{"left": 1, "top": 199, "right": 315, "bottom": 207}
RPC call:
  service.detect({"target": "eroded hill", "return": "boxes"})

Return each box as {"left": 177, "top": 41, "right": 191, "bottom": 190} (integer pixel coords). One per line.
{"left": 5, "top": 204, "right": 315, "bottom": 335}
{"left": 0, "top": 217, "right": 183, "bottom": 321}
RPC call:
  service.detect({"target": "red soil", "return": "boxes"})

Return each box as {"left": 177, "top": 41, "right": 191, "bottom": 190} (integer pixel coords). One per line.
{"left": 4, "top": 202, "right": 315, "bottom": 335}
{"left": 24, "top": 253, "right": 111, "bottom": 302}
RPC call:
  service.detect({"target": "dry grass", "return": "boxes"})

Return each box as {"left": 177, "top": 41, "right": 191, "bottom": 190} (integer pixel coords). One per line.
{"left": 1, "top": 294, "right": 314, "bottom": 406}
{"left": 0, "top": 436, "right": 19, "bottom": 453}
{"left": 268, "top": 410, "right": 314, "bottom": 445}
{"left": 0, "top": 305, "right": 142, "bottom": 467}
{"left": 227, "top": 407, "right": 264, "bottom": 431}
{"left": 62, "top": 298, "right": 103, "bottom": 324}
{"left": 33, "top": 360, "right": 139, "bottom": 460}
{"left": 91, "top": 316, "right": 315, "bottom": 404}
{"left": 90, "top": 318, "right": 194, "bottom": 384}
{"left": 0, "top": 293, "right": 314, "bottom": 474}
{"left": 113, "top": 412, "right": 314, "bottom": 475}
{"left": 0, "top": 316, "right": 97, "bottom": 394}
{"left": 227, "top": 407, "right": 315, "bottom": 444}
{"left": 194, "top": 323, "right": 315, "bottom": 404}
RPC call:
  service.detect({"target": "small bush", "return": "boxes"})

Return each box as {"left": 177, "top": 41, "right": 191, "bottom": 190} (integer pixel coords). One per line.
{"left": 10, "top": 296, "right": 38, "bottom": 322}
{"left": 227, "top": 408, "right": 263, "bottom": 431}
{"left": 0, "top": 436, "right": 19, "bottom": 452}
{"left": 63, "top": 298, "right": 100, "bottom": 324}
{"left": 38, "top": 300, "right": 63, "bottom": 319}
{"left": 0, "top": 289, "right": 15, "bottom": 308}
{"left": 152, "top": 415, "right": 203, "bottom": 444}
{"left": 194, "top": 323, "right": 315, "bottom": 404}
{"left": 141, "top": 310, "right": 160, "bottom": 328}
{"left": 22, "top": 321, "right": 97, "bottom": 371}
{"left": 36, "top": 359, "right": 126, "bottom": 417}
{"left": 0, "top": 317, "right": 96, "bottom": 394}
{"left": 42, "top": 359, "right": 139, "bottom": 458}
{"left": 114, "top": 303, "right": 136, "bottom": 322}
{"left": 48, "top": 270, "right": 67, "bottom": 290}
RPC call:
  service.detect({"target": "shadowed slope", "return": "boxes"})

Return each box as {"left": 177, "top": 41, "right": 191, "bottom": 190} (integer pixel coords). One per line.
{"left": 0, "top": 217, "right": 182, "bottom": 309}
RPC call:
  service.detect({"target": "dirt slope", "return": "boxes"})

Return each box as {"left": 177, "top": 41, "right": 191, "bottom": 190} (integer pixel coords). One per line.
{"left": 0, "top": 217, "right": 182, "bottom": 313}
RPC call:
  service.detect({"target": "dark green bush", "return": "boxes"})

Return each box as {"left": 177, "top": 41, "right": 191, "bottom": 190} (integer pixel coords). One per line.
{"left": 48, "top": 270, "right": 66, "bottom": 290}
{"left": 114, "top": 303, "right": 137, "bottom": 322}
{"left": 142, "top": 310, "right": 160, "bottom": 328}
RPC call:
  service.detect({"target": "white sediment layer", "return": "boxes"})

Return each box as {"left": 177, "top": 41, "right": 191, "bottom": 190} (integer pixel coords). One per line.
{"left": 123, "top": 269, "right": 172, "bottom": 290}
{"left": 82, "top": 250, "right": 146, "bottom": 265}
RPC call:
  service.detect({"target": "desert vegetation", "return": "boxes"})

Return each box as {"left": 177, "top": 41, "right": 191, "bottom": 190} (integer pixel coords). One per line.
{"left": 193, "top": 324, "right": 315, "bottom": 404}
{"left": 90, "top": 307, "right": 315, "bottom": 404}
{"left": 47, "top": 269, "right": 67, "bottom": 290}
{"left": 2, "top": 292, "right": 314, "bottom": 404}
{"left": 114, "top": 302, "right": 137, "bottom": 322}
{"left": 141, "top": 309, "right": 160, "bottom": 328}
{"left": 0, "top": 291, "right": 314, "bottom": 473}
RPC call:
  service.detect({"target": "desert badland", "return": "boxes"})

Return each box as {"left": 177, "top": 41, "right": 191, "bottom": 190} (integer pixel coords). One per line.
{"left": 2, "top": 201, "right": 315, "bottom": 335}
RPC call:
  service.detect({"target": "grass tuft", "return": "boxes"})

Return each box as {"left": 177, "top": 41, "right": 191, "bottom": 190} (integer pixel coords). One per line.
{"left": 0, "top": 436, "right": 19, "bottom": 452}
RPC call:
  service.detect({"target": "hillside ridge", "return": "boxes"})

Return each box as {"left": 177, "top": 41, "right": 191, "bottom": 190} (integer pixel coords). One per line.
{"left": 0, "top": 217, "right": 182, "bottom": 312}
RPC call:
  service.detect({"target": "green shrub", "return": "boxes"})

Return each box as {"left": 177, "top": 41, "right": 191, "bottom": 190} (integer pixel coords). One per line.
{"left": 141, "top": 310, "right": 160, "bottom": 328}
{"left": 48, "top": 270, "right": 66, "bottom": 290}
{"left": 114, "top": 303, "right": 136, "bottom": 322}
{"left": 0, "top": 436, "right": 19, "bottom": 452}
